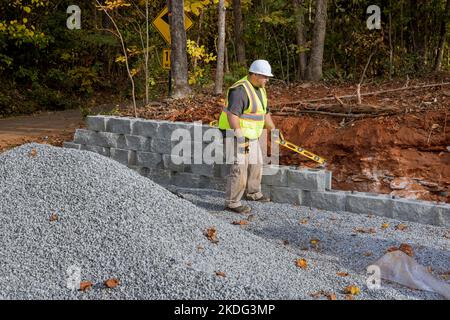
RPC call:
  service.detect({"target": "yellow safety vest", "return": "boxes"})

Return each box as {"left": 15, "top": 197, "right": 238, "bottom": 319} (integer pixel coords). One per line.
{"left": 218, "top": 76, "right": 267, "bottom": 140}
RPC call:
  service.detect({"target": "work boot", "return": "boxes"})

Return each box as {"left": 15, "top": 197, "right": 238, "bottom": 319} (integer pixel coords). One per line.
{"left": 225, "top": 205, "right": 252, "bottom": 214}
{"left": 245, "top": 194, "right": 271, "bottom": 202}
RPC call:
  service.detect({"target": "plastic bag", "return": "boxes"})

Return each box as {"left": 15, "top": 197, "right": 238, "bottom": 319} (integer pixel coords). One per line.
{"left": 371, "top": 251, "right": 450, "bottom": 299}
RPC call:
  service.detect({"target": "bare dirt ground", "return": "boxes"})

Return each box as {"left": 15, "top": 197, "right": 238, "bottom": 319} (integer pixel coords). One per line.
{"left": 1, "top": 75, "right": 449, "bottom": 202}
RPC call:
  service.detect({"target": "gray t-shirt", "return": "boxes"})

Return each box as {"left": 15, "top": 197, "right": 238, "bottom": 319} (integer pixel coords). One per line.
{"left": 226, "top": 85, "right": 270, "bottom": 116}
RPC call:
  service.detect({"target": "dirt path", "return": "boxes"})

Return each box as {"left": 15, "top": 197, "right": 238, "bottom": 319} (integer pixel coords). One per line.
{"left": 0, "top": 109, "right": 85, "bottom": 152}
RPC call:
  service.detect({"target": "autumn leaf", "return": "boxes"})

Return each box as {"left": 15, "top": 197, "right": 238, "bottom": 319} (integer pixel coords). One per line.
{"left": 283, "top": 240, "right": 289, "bottom": 245}
{"left": 345, "top": 294, "right": 354, "bottom": 300}
{"left": 299, "top": 218, "right": 309, "bottom": 224}
{"left": 215, "top": 271, "right": 226, "bottom": 277}
{"left": 354, "top": 228, "right": 376, "bottom": 234}
{"left": 232, "top": 220, "right": 249, "bottom": 225}
{"left": 197, "top": 245, "right": 204, "bottom": 251}
{"left": 395, "top": 224, "right": 408, "bottom": 231}
{"left": 49, "top": 213, "right": 59, "bottom": 221}
{"left": 343, "top": 285, "right": 360, "bottom": 295}
{"left": 337, "top": 272, "right": 349, "bottom": 277}
{"left": 104, "top": 278, "right": 119, "bottom": 288}
{"left": 381, "top": 223, "right": 390, "bottom": 229}
{"left": 399, "top": 243, "right": 414, "bottom": 257}
{"left": 363, "top": 252, "right": 373, "bottom": 257}
{"left": 79, "top": 281, "right": 92, "bottom": 292}
{"left": 204, "top": 227, "right": 219, "bottom": 244}
{"left": 328, "top": 294, "right": 337, "bottom": 300}
{"left": 310, "top": 238, "right": 320, "bottom": 246}
{"left": 296, "top": 258, "right": 308, "bottom": 269}
{"left": 29, "top": 148, "right": 37, "bottom": 157}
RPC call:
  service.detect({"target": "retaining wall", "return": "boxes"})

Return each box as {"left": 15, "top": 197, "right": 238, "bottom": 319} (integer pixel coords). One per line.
{"left": 64, "top": 115, "right": 450, "bottom": 227}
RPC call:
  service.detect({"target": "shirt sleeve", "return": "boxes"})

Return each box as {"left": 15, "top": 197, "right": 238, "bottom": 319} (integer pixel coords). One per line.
{"left": 226, "top": 86, "right": 248, "bottom": 117}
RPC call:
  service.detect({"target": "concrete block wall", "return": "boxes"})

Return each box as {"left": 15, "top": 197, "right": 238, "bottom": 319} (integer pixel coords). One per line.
{"left": 64, "top": 115, "right": 450, "bottom": 227}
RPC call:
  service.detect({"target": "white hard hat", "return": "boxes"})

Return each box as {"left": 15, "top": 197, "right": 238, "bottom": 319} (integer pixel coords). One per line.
{"left": 249, "top": 60, "right": 273, "bottom": 77}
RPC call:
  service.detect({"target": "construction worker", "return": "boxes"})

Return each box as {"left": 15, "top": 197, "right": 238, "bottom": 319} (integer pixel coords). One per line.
{"left": 218, "top": 59, "right": 277, "bottom": 214}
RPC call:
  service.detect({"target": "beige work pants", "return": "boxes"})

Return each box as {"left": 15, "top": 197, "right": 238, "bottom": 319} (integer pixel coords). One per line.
{"left": 224, "top": 137, "right": 264, "bottom": 208}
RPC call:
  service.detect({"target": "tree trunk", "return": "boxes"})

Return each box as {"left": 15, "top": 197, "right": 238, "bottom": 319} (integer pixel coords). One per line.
{"left": 293, "top": 0, "right": 307, "bottom": 80}
{"left": 169, "top": 0, "right": 191, "bottom": 99}
{"left": 410, "top": 0, "right": 426, "bottom": 71}
{"left": 232, "top": 0, "right": 246, "bottom": 66}
{"left": 215, "top": 0, "right": 226, "bottom": 95}
{"left": 305, "top": 0, "right": 328, "bottom": 81}
{"left": 434, "top": 0, "right": 450, "bottom": 71}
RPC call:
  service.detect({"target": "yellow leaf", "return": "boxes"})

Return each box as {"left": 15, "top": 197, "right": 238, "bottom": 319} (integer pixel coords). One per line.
{"left": 296, "top": 258, "right": 308, "bottom": 269}
{"left": 310, "top": 238, "right": 320, "bottom": 246}
{"left": 381, "top": 223, "right": 390, "bottom": 229}
{"left": 23, "top": 18, "right": 28, "bottom": 24}
{"left": 343, "top": 285, "right": 360, "bottom": 295}
{"left": 23, "top": 6, "right": 31, "bottom": 14}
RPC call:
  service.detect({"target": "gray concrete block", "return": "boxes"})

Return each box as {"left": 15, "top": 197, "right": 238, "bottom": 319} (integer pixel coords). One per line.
{"left": 325, "top": 171, "right": 332, "bottom": 190}
{"left": 127, "top": 166, "right": 149, "bottom": 177}
{"left": 436, "top": 204, "right": 450, "bottom": 227}
{"left": 162, "top": 154, "right": 186, "bottom": 172}
{"left": 170, "top": 172, "right": 201, "bottom": 188}
{"left": 190, "top": 164, "right": 215, "bottom": 177}
{"left": 136, "top": 151, "right": 162, "bottom": 168}
{"left": 271, "top": 186, "right": 303, "bottom": 205}
{"left": 304, "top": 190, "right": 348, "bottom": 211}
{"left": 80, "top": 144, "right": 110, "bottom": 157}
{"left": 105, "top": 117, "right": 132, "bottom": 135}
{"left": 392, "top": 199, "right": 443, "bottom": 226}
{"left": 73, "top": 129, "right": 124, "bottom": 149}
{"left": 110, "top": 148, "right": 132, "bottom": 166}
{"left": 131, "top": 119, "right": 160, "bottom": 137}
{"left": 261, "top": 165, "right": 288, "bottom": 186}
{"left": 261, "top": 185, "right": 271, "bottom": 198}
{"left": 151, "top": 138, "right": 172, "bottom": 154}
{"left": 145, "top": 168, "right": 172, "bottom": 186}
{"left": 346, "top": 192, "right": 393, "bottom": 218}
{"left": 199, "top": 176, "right": 226, "bottom": 190}
{"left": 85, "top": 115, "right": 106, "bottom": 132}
{"left": 287, "top": 168, "right": 326, "bottom": 191}
{"left": 125, "top": 135, "right": 152, "bottom": 151}
{"left": 159, "top": 121, "right": 194, "bottom": 140}
{"left": 63, "top": 142, "right": 81, "bottom": 150}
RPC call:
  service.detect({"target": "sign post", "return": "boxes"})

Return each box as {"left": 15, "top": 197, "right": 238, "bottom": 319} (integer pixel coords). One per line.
{"left": 152, "top": 3, "right": 193, "bottom": 97}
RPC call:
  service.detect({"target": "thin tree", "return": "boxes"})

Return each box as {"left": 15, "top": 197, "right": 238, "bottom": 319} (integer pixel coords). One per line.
{"left": 293, "top": 0, "right": 307, "bottom": 80}
{"left": 305, "top": 0, "right": 328, "bottom": 81}
{"left": 214, "top": 0, "right": 226, "bottom": 95}
{"left": 434, "top": 0, "right": 450, "bottom": 71}
{"left": 169, "top": 0, "right": 191, "bottom": 99}
{"left": 232, "top": 0, "right": 246, "bottom": 66}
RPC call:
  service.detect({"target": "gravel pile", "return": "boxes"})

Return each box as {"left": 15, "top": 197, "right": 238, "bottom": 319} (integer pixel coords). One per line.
{"left": 0, "top": 143, "right": 448, "bottom": 299}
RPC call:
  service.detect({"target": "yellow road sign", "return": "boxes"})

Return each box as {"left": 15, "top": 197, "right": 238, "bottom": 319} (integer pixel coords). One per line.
{"left": 163, "top": 49, "right": 171, "bottom": 70}
{"left": 152, "top": 6, "right": 193, "bottom": 44}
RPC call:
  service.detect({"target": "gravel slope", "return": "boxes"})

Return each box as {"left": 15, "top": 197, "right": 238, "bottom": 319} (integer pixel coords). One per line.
{"left": 0, "top": 143, "right": 448, "bottom": 300}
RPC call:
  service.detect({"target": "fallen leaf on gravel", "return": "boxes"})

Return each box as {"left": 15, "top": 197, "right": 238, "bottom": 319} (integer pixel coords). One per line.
{"left": 337, "top": 272, "right": 349, "bottom": 277}
{"left": 387, "top": 243, "right": 414, "bottom": 257}
{"left": 381, "top": 223, "right": 390, "bottom": 229}
{"left": 328, "top": 294, "right": 337, "bottom": 300}
{"left": 427, "top": 267, "right": 433, "bottom": 273}
{"left": 354, "top": 227, "right": 376, "bottom": 234}
{"left": 367, "top": 214, "right": 374, "bottom": 218}
{"left": 343, "top": 285, "right": 360, "bottom": 295}
{"left": 215, "top": 271, "right": 226, "bottom": 277}
{"left": 296, "top": 258, "right": 308, "bottom": 269}
{"left": 49, "top": 213, "right": 59, "bottom": 221}
{"left": 204, "top": 227, "right": 219, "bottom": 244}
{"left": 29, "top": 149, "right": 37, "bottom": 157}
{"left": 363, "top": 252, "right": 373, "bottom": 256}
{"left": 310, "top": 238, "right": 320, "bottom": 246}
{"left": 395, "top": 224, "right": 408, "bottom": 231}
{"left": 104, "top": 278, "right": 120, "bottom": 288}
{"left": 345, "top": 294, "right": 354, "bottom": 300}
{"left": 232, "top": 220, "right": 249, "bottom": 225}
{"left": 79, "top": 281, "right": 92, "bottom": 291}
{"left": 444, "top": 233, "right": 450, "bottom": 239}
{"left": 283, "top": 240, "right": 290, "bottom": 245}
{"left": 299, "top": 219, "right": 309, "bottom": 224}
{"left": 197, "top": 245, "right": 204, "bottom": 251}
